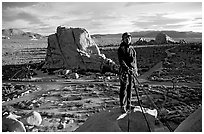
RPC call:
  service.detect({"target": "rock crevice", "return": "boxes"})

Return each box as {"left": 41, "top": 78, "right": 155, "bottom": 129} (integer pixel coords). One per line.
{"left": 43, "top": 26, "right": 118, "bottom": 73}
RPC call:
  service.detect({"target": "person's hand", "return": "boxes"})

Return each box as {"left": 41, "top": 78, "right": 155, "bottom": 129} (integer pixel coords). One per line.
{"left": 127, "top": 68, "right": 133, "bottom": 75}
{"left": 135, "top": 72, "right": 139, "bottom": 77}
{"left": 130, "top": 69, "right": 139, "bottom": 77}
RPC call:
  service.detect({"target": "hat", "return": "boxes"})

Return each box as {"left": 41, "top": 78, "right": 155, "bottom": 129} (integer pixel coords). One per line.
{"left": 122, "top": 32, "right": 131, "bottom": 39}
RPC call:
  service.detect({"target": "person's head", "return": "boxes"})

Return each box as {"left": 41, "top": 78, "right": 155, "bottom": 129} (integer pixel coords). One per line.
{"left": 122, "top": 32, "right": 132, "bottom": 45}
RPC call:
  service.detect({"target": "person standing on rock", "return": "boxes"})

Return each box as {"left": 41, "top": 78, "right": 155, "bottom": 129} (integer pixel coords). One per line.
{"left": 118, "top": 32, "right": 139, "bottom": 113}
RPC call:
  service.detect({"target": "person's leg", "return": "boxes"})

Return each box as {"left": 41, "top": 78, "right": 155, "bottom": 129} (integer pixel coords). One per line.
{"left": 119, "top": 73, "right": 129, "bottom": 112}
{"left": 126, "top": 74, "right": 133, "bottom": 110}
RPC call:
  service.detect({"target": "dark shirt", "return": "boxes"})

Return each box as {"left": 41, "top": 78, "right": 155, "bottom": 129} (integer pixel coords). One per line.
{"left": 118, "top": 42, "right": 138, "bottom": 73}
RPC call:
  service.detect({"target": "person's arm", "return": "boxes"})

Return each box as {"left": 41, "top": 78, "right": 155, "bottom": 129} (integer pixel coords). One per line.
{"left": 121, "top": 59, "right": 139, "bottom": 77}
{"left": 129, "top": 47, "right": 139, "bottom": 76}
{"left": 118, "top": 47, "right": 129, "bottom": 71}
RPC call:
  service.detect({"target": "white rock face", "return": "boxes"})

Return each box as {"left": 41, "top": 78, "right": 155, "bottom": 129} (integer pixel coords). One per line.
{"left": 20, "top": 111, "right": 42, "bottom": 126}
{"left": 43, "top": 26, "right": 118, "bottom": 73}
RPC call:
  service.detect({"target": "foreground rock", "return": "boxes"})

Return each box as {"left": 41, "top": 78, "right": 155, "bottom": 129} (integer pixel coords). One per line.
{"left": 20, "top": 111, "right": 42, "bottom": 126}
{"left": 2, "top": 111, "right": 42, "bottom": 132}
{"left": 2, "top": 113, "right": 26, "bottom": 132}
{"left": 43, "top": 26, "right": 118, "bottom": 73}
{"left": 175, "top": 106, "right": 202, "bottom": 132}
{"left": 75, "top": 107, "right": 168, "bottom": 132}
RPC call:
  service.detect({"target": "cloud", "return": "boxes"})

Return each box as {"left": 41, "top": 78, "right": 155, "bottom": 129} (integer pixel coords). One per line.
{"left": 125, "top": 2, "right": 165, "bottom": 7}
{"left": 2, "top": 2, "right": 38, "bottom": 9}
{"left": 132, "top": 13, "right": 189, "bottom": 31}
{"left": 165, "top": 24, "right": 186, "bottom": 29}
{"left": 194, "top": 17, "right": 202, "bottom": 21}
{"left": 3, "top": 11, "right": 44, "bottom": 25}
{"left": 18, "top": 12, "right": 43, "bottom": 24}
{"left": 2, "top": 2, "right": 202, "bottom": 34}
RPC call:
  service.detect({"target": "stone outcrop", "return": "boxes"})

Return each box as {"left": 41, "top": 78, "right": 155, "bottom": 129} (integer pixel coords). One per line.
{"left": 174, "top": 106, "right": 202, "bottom": 132}
{"left": 75, "top": 107, "right": 168, "bottom": 132}
{"left": 20, "top": 111, "right": 42, "bottom": 126}
{"left": 2, "top": 111, "right": 42, "bottom": 132}
{"left": 2, "top": 112, "right": 26, "bottom": 132}
{"left": 135, "top": 38, "right": 148, "bottom": 45}
{"left": 43, "top": 26, "right": 118, "bottom": 73}
{"left": 155, "top": 32, "right": 176, "bottom": 44}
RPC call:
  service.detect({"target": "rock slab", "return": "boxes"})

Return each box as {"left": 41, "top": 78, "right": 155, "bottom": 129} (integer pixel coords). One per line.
{"left": 43, "top": 26, "right": 118, "bottom": 73}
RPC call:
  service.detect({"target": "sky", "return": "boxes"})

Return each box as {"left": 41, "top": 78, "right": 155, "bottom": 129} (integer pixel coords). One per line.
{"left": 2, "top": 1, "right": 202, "bottom": 35}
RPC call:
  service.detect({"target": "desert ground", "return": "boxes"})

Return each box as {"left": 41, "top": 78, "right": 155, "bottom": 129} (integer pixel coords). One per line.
{"left": 2, "top": 36, "right": 202, "bottom": 132}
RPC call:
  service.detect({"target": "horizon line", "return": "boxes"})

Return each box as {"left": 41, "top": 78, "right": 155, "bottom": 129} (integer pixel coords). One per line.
{"left": 2, "top": 27, "right": 202, "bottom": 36}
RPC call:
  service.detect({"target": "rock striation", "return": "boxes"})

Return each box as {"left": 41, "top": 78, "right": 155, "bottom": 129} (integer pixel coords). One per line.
{"left": 43, "top": 26, "right": 118, "bottom": 73}
{"left": 75, "top": 107, "right": 165, "bottom": 132}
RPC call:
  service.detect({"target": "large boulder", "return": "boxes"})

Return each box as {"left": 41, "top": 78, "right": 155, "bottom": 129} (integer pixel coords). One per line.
{"left": 155, "top": 32, "right": 176, "bottom": 44}
{"left": 2, "top": 113, "right": 26, "bottom": 132}
{"left": 2, "top": 111, "right": 42, "bottom": 132}
{"left": 43, "top": 26, "right": 118, "bottom": 73}
{"left": 174, "top": 106, "right": 202, "bottom": 132}
{"left": 20, "top": 111, "right": 42, "bottom": 126}
{"left": 75, "top": 107, "right": 169, "bottom": 132}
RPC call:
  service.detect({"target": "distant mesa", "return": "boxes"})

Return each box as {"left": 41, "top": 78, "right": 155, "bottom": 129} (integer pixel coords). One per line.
{"left": 134, "top": 32, "right": 178, "bottom": 45}
{"left": 2, "top": 28, "right": 25, "bottom": 36}
{"left": 2, "top": 28, "right": 45, "bottom": 39}
{"left": 129, "top": 30, "right": 201, "bottom": 38}
{"left": 91, "top": 30, "right": 201, "bottom": 40}
{"left": 91, "top": 34, "right": 106, "bottom": 38}
{"left": 155, "top": 32, "right": 176, "bottom": 44}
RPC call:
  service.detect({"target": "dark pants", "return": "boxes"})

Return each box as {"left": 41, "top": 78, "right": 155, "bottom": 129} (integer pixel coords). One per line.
{"left": 119, "top": 72, "right": 133, "bottom": 110}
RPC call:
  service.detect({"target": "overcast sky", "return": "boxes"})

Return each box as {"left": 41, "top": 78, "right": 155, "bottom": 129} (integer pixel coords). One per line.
{"left": 2, "top": 2, "right": 202, "bottom": 35}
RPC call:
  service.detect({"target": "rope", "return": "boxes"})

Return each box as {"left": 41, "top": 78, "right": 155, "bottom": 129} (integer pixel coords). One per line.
{"left": 141, "top": 86, "right": 173, "bottom": 132}
{"left": 131, "top": 71, "right": 173, "bottom": 132}
{"left": 10, "top": 64, "right": 30, "bottom": 79}
{"left": 127, "top": 110, "right": 130, "bottom": 132}
{"left": 120, "top": 59, "right": 151, "bottom": 131}
{"left": 120, "top": 58, "right": 173, "bottom": 131}
{"left": 11, "top": 69, "right": 23, "bottom": 79}
{"left": 132, "top": 74, "right": 152, "bottom": 132}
